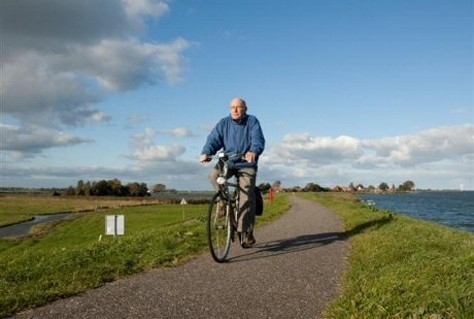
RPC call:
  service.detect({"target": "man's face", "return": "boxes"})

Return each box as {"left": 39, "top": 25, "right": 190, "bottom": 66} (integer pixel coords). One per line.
{"left": 230, "top": 100, "right": 246, "bottom": 120}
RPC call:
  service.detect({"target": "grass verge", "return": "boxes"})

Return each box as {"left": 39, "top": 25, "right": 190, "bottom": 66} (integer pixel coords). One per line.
{"left": 0, "top": 194, "right": 290, "bottom": 318}
{"left": 299, "top": 192, "right": 473, "bottom": 319}
{"left": 0, "top": 195, "right": 171, "bottom": 227}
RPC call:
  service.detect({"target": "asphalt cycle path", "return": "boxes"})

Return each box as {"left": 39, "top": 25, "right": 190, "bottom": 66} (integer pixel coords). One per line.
{"left": 13, "top": 196, "right": 350, "bottom": 319}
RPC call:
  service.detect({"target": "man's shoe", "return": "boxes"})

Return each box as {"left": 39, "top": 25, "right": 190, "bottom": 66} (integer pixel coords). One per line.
{"left": 242, "top": 231, "right": 256, "bottom": 248}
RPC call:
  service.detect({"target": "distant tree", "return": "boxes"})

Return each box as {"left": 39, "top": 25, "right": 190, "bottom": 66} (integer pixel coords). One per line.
{"left": 140, "top": 183, "right": 149, "bottom": 196}
{"left": 76, "top": 180, "right": 85, "bottom": 196}
{"left": 109, "top": 178, "right": 126, "bottom": 196}
{"left": 406, "top": 180, "right": 415, "bottom": 190}
{"left": 378, "top": 182, "right": 390, "bottom": 192}
{"left": 304, "top": 182, "right": 328, "bottom": 192}
{"left": 152, "top": 183, "right": 167, "bottom": 193}
{"left": 65, "top": 186, "right": 76, "bottom": 196}
{"left": 290, "top": 186, "right": 303, "bottom": 192}
{"left": 83, "top": 181, "right": 92, "bottom": 196}
{"left": 127, "top": 182, "right": 149, "bottom": 197}
{"left": 258, "top": 182, "right": 271, "bottom": 194}
{"left": 91, "top": 180, "right": 112, "bottom": 196}
{"left": 73, "top": 181, "right": 91, "bottom": 196}
{"left": 70, "top": 179, "right": 150, "bottom": 197}
{"left": 398, "top": 180, "right": 415, "bottom": 192}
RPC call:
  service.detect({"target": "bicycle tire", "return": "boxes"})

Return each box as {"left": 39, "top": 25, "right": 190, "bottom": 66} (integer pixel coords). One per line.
{"left": 207, "top": 193, "right": 232, "bottom": 262}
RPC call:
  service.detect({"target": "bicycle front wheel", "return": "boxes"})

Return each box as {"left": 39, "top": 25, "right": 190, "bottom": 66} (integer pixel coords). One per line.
{"left": 207, "top": 193, "right": 232, "bottom": 263}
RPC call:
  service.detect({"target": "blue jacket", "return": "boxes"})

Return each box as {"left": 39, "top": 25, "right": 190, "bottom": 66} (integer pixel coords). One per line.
{"left": 201, "top": 114, "right": 265, "bottom": 169}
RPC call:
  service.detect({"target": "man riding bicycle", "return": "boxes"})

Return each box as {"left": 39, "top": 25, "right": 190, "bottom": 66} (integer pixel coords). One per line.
{"left": 200, "top": 97, "right": 265, "bottom": 247}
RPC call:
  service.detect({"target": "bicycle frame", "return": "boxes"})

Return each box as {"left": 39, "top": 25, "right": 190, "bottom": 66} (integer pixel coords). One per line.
{"left": 206, "top": 152, "right": 246, "bottom": 262}
{"left": 214, "top": 152, "right": 241, "bottom": 230}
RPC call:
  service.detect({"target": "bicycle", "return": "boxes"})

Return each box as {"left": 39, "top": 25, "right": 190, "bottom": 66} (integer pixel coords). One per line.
{"left": 205, "top": 152, "right": 252, "bottom": 263}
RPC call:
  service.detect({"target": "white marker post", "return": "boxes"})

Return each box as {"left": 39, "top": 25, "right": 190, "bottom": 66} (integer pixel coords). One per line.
{"left": 180, "top": 198, "right": 187, "bottom": 220}
{"left": 106, "top": 215, "right": 125, "bottom": 237}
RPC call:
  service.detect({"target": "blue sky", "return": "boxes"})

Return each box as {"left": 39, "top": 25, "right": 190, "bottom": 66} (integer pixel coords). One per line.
{"left": 1, "top": 0, "right": 473, "bottom": 191}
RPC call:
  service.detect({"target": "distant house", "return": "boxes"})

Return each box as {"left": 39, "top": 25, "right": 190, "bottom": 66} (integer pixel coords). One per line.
{"left": 273, "top": 186, "right": 283, "bottom": 193}
{"left": 332, "top": 185, "right": 352, "bottom": 192}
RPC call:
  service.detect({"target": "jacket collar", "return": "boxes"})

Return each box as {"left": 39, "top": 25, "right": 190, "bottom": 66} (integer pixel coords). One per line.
{"left": 230, "top": 114, "right": 248, "bottom": 124}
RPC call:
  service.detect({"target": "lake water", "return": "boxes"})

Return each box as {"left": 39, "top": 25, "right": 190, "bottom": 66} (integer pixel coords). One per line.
{"left": 358, "top": 191, "right": 474, "bottom": 233}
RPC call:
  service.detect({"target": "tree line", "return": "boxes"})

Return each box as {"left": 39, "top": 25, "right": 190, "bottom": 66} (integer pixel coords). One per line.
{"left": 347, "top": 180, "right": 416, "bottom": 192}
{"left": 61, "top": 178, "right": 415, "bottom": 197}
{"left": 64, "top": 179, "right": 149, "bottom": 197}
{"left": 268, "top": 180, "right": 416, "bottom": 193}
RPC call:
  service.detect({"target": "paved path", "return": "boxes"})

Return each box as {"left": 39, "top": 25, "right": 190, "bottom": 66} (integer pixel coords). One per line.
{"left": 13, "top": 196, "right": 350, "bottom": 319}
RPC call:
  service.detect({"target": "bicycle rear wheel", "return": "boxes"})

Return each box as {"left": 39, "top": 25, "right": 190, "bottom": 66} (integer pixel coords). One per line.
{"left": 207, "top": 193, "right": 232, "bottom": 262}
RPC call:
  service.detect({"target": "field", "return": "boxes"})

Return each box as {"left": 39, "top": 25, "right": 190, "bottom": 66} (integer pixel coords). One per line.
{"left": 0, "top": 193, "right": 290, "bottom": 318}
{"left": 0, "top": 195, "right": 171, "bottom": 227}
{"left": 1, "top": 192, "right": 472, "bottom": 318}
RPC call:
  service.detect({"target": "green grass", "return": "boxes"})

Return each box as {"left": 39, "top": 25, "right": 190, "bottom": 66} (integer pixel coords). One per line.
{"left": 0, "top": 194, "right": 291, "bottom": 318}
{"left": 0, "top": 195, "right": 167, "bottom": 227}
{"left": 299, "top": 192, "right": 474, "bottom": 319}
{"left": 3, "top": 192, "right": 472, "bottom": 318}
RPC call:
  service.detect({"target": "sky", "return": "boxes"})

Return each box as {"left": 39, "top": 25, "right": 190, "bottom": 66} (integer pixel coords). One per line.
{"left": 1, "top": 0, "right": 473, "bottom": 191}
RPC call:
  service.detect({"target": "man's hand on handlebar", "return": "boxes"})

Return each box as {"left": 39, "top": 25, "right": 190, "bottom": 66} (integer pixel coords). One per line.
{"left": 201, "top": 152, "right": 255, "bottom": 163}
{"left": 200, "top": 154, "right": 211, "bottom": 163}
{"left": 245, "top": 151, "right": 256, "bottom": 163}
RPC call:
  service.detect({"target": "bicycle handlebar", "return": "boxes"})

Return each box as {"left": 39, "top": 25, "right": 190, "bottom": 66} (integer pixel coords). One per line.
{"left": 203, "top": 152, "right": 245, "bottom": 163}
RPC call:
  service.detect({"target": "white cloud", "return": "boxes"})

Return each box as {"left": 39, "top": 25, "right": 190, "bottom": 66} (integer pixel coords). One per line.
{"left": 360, "top": 124, "right": 474, "bottom": 167}
{"left": 0, "top": 0, "right": 129, "bottom": 53}
{"left": 3, "top": 124, "right": 473, "bottom": 190}
{"left": 1, "top": 0, "right": 190, "bottom": 156}
{"left": 133, "top": 144, "right": 185, "bottom": 161}
{"left": 3, "top": 52, "right": 103, "bottom": 125}
{"left": 159, "top": 127, "right": 195, "bottom": 138}
{"left": 132, "top": 128, "right": 157, "bottom": 148}
{"left": 89, "top": 112, "right": 112, "bottom": 123}
{"left": 130, "top": 128, "right": 186, "bottom": 161}
{"left": 73, "top": 38, "right": 189, "bottom": 91}
{"left": 126, "top": 114, "right": 151, "bottom": 128}
{"left": 1, "top": 124, "right": 92, "bottom": 160}
{"left": 264, "top": 133, "right": 361, "bottom": 165}
{"left": 122, "top": 0, "right": 170, "bottom": 20}
{"left": 260, "top": 124, "right": 474, "bottom": 189}
{"left": 264, "top": 124, "right": 473, "bottom": 169}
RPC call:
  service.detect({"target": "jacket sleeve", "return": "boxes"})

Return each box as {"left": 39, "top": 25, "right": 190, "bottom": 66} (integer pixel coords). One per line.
{"left": 201, "top": 120, "right": 224, "bottom": 155}
{"left": 249, "top": 117, "right": 265, "bottom": 156}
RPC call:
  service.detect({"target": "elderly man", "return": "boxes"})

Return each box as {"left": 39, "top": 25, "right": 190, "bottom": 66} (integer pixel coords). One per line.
{"left": 200, "top": 97, "right": 265, "bottom": 247}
